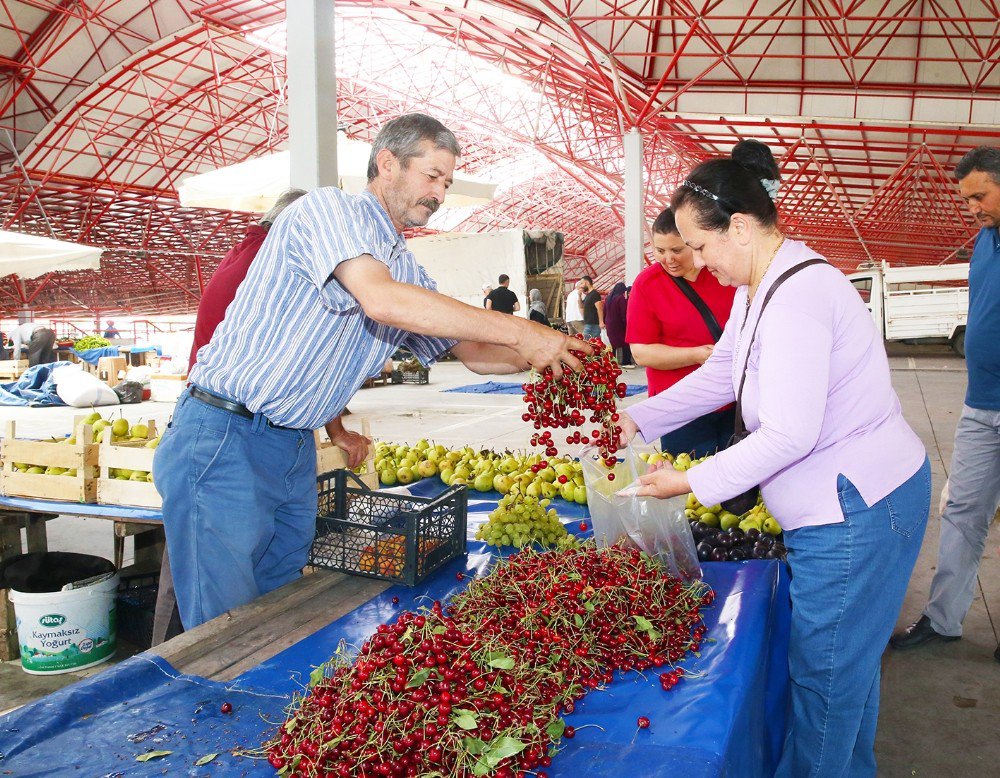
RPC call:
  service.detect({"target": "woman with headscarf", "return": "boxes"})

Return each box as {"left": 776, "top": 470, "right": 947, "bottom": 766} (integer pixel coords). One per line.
{"left": 604, "top": 282, "right": 633, "bottom": 366}
{"left": 528, "top": 288, "right": 549, "bottom": 326}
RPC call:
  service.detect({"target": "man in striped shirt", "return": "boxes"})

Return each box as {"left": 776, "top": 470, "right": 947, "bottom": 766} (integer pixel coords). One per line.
{"left": 154, "top": 114, "right": 590, "bottom": 629}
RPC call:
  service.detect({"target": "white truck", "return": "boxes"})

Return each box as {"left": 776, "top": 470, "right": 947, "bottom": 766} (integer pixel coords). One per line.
{"left": 846, "top": 262, "right": 970, "bottom": 356}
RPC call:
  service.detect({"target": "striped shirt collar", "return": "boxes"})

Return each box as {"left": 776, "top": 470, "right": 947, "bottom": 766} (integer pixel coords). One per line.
{"left": 357, "top": 188, "right": 406, "bottom": 253}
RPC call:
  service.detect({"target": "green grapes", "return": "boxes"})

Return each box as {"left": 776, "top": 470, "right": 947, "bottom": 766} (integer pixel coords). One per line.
{"left": 476, "top": 493, "right": 579, "bottom": 550}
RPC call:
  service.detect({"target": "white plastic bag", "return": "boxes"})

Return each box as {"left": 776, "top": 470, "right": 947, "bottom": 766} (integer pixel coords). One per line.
{"left": 52, "top": 365, "right": 120, "bottom": 407}
{"left": 581, "top": 444, "right": 702, "bottom": 580}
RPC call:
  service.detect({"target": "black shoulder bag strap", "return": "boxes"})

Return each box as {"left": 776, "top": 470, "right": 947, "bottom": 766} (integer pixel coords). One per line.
{"left": 668, "top": 273, "right": 724, "bottom": 343}
{"left": 733, "top": 258, "right": 828, "bottom": 439}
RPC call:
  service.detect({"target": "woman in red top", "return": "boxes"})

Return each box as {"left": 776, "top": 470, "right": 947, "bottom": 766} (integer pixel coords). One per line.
{"left": 626, "top": 208, "right": 737, "bottom": 457}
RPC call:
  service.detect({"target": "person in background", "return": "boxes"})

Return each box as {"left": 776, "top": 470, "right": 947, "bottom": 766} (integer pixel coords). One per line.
{"left": 485, "top": 274, "right": 520, "bottom": 314}
{"left": 10, "top": 321, "right": 57, "bottom": 366}
{"left": 890, "top": 145, "right": 1000, "bottom": 662}
{"left": 580, "top": 275, "right": 603, "bottom": 339}
{"left": 619, "top": 139, "right": 929, "bottom": 777}
{"left": 528, "top": 288, "right": 549, "bottom": 325}
{"left": 153, "top": 113, "right": 590, "bottom": 632}
{"left": 0, "top": 330, "right": 7, "bottom": 360}
{"left": 627, "top": 207, "right": 736, "bottom": 456}
{"left": 481, "top": 283, "right": 493, "bottom": 308}
{"left": 564, "top": 279, "right": 584, "bottom": 335}
{"left": 102, "top": 320, "right": 120, "bottom": 339}
{"left": 603, "top": 282, "right": 632, "bottom": 367}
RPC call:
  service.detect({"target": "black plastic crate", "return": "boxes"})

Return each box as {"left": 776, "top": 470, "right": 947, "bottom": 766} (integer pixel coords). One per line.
{"left": 311, "top": 470, "right": 467, "bottom": 585}
{"left": 116, "top": 573, "right": 158, "bottom": 650}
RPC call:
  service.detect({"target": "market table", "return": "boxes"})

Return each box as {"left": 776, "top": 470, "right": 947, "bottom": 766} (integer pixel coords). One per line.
{"left": 0, "top": 477, "right": 791, "bottom": 777}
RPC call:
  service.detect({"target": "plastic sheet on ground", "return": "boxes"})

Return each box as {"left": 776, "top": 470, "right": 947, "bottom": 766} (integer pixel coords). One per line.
{"left": 443, "top": 380, "right": 647, "bottom": 397}
{"left": 0, "top": 361, "right": 69, "bottom": 407}
{"left": 0, "top": 496, "right": 790, "bottom": 778}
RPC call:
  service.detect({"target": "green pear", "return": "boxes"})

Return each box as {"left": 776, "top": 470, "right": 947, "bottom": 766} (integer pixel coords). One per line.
{"left": 44, "top": 466, "right": 66, "bottom": 475}
{"left": 111, "top": 418, "right": 130, "bottom": 437}
{"left": 92, "top": 419, "right": 109, "bottom": 434}
{"left": 26, "top": 466, "right": 45, "bottom": 474}
{"left": 129, "top": 470, "right": 148, "bottom": 481}
{"left": 83, "top": 411, "right": 103, "bottom": 425}
{"left": 129, "top": 423, "right": 149, "bottom": 439}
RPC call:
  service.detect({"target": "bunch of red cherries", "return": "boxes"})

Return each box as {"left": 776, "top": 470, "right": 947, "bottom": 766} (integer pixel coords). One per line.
{"left": 521, "top": 337, "right": 626, "bottom": 473}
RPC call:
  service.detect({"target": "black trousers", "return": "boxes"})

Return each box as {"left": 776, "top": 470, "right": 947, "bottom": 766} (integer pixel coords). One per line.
{"left": 27, "top": 328, "right": 57, "bottom": 366}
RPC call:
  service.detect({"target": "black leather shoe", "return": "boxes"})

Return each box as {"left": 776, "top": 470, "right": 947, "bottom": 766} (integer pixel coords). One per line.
{"left": 889, "top": 615, "right": 960, "bottom": 650}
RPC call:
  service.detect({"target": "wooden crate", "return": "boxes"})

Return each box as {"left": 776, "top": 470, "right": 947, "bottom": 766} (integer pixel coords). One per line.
{"left": 316, "top": 418, "right": 378, "bottom": 489}
{"left": 0, "top": 420, "right": 98, "bottom": 502}
{"left": 0, "top": 359, "right": 28, "bottom": 381}
{"left": 96, "top": 420, "right": 160, "bottom": 508}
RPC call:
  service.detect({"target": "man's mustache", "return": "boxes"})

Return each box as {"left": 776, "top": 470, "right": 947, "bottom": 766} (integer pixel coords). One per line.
{"left": 418, "top": 198, "right": 440, "bottom": 214}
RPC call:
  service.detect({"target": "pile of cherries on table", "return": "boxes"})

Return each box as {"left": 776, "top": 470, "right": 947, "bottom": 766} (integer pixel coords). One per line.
{"left": 691, "top": 523, "right": 787, "bottom": 563}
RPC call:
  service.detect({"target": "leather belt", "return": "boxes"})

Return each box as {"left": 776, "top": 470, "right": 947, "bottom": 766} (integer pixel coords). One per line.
{"left": 189, "top": 385, "right": 254, "bottom": 419}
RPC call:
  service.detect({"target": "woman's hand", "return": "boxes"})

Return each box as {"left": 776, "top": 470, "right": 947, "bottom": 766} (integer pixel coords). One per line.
{"left": 618, "top": 411, "right": 640, "bottom": 446}
{"left": 635, "top": 465, "right": 691, "bottom": 499}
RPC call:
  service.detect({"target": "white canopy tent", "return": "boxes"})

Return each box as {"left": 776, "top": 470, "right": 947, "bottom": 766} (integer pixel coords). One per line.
{"left": 0, "top": 230, "right": 103, "bottom": 278}
{"left": 177, "top": 135, "right": 497, "bottom": 213}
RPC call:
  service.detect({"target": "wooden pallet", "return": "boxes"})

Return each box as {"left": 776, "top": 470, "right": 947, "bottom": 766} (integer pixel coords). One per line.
{"left": 0, "top": 420, "right": 98, "bottom": 503}
{"left": 97, "top": 420, "right": 160, "bottom": 509}
{"left": 315, "top": 418, "right": 378, "bottom": 489}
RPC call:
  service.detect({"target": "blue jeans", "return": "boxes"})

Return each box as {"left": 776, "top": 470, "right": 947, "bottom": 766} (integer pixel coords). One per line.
{"left": 660, "top": 407, "right": 736, "bottom": 459}
{"left": 582, "top": 323, "right": 601, "bottom": 339}
{"left": 776, "top": 457, "right": 930, "bottom": 778}
{"left": 153, "top": 388, "right": 318, "bottom": 629}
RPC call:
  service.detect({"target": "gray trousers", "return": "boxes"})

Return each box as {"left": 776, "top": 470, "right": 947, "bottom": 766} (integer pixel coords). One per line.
{"left": 925, "top": 405, "right": 1000, "bottom": 636}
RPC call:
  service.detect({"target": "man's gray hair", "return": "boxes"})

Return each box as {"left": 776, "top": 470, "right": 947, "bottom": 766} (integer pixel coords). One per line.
{"left": 366, "top": 114, "right": 461, "bottom": 181}
{"left": 955, "top": 146, "right": 1000, "bottom": 184}
{"left": 260, "top": 188, "right": 307, "bottom": 226}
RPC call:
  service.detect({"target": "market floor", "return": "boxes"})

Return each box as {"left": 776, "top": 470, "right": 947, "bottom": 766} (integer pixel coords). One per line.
{"left": 1, "top": 345, "right": 998, "bottom": 776}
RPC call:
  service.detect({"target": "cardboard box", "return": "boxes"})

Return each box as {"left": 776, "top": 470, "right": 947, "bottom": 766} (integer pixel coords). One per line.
{"left": 97, "top": 356, "right": 127, "bottom": 387}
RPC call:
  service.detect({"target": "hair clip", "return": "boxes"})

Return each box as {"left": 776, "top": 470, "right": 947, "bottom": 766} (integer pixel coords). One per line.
{"left": 760, "top": 178, "right": 780, "bottom": 201}
{"left": 681, "top": 180, "right": 720, "bottom": 202}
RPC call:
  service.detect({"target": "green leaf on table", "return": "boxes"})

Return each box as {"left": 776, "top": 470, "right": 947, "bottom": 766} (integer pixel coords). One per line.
{"left": 431, "top": 625, "right": 447, "bottom": 634}
{"left": 545, "top": 718, "right": 566, "bottom": 739}
{"left": 194, "top": 753, "right": 219, "bottom": 766}
{"left": 452, "top": 709, "right": 479, "bottom": 730}
{"left": 407, "top": 668, "right": 432, "bottom": 688}
{"left": 486, "top": 651, "right": 515, "bottom": 670}
{"left": 471, "top": 757, "right": 492, "bottom": 776}
{"left": 462, "top": 736, "right": 489, "bottom": 755}
{"left": 483, "top": 736, "right": 527, "bottom": 768}
{"left": 309, "top": 666, "right": 325, "bottom": 688}
{"left": 136, "top": 750, "right": 172, "bottom": 762}
{"left": 633, "top": 615, "right": 654, "bottom": 632}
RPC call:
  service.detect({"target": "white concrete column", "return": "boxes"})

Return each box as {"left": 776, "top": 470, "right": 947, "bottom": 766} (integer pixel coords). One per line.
{"left": 623, "top": 129, "right": 645, "bottom": 284}
{"left": 285, "top": 0, "right": 338, "bottom": 188}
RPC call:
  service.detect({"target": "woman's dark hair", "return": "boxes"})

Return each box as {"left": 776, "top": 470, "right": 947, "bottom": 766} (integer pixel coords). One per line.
{"left": 606, "top": 281, "right": 627, "bottom": 304}
{"left": 651, "top": 207, "right": 678, "bottom": 235}
{"left": 670, "top": 139, "right": 781, "bottom": 231}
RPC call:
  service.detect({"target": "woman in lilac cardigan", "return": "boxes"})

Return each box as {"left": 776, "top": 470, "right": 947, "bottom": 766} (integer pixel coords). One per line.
{"left": 620, "top": 140, "right": 930, "bottom": 777}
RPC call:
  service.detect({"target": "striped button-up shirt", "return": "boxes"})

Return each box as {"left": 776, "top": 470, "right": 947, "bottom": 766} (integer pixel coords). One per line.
{"left": 189, "top": 187, "right": 456, "bottom": 429}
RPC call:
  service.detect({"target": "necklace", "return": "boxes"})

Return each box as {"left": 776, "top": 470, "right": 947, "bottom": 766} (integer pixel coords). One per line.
{"left": 745, "top": 235, "right": 785, "bottom": 312}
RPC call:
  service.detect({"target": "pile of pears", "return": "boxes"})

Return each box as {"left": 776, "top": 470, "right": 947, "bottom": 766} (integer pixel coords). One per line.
{"left": 9, "top": 411, "right": 161, "bottom": 482}
{"left": 373, "top": 440, "right": 588, "bottom": 505}
{"left": 638, "top": 448, "right": 782, "bottom": 535}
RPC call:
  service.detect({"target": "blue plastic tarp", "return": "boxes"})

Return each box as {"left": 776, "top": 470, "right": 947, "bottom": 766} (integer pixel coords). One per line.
{"left": 0, "top": 361, "right": 70, "bottom": 407}
{"left": 73, "top": 345, "right": 121, "bottom": 365}
{"left": 0, "top": 493, "right": 790, "bottom": 777}
{"left": 444, "top": 380, "right": 647, "bottom": 397}
{"left": 0, "top": 494, "right": 162, "bottom": 521}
